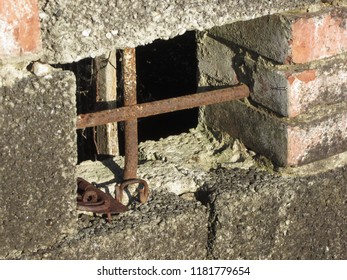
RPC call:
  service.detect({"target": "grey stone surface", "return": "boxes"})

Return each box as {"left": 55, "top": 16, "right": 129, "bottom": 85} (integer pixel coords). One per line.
{"left": 38, "top": 0, "right": 327, "bottom": 63}
{"left": 203, "top": 167, "right": 347, "bottom": 259}
{"left": 196, "top": 33, "right": 239, "bottom": 87}
{"left": 22, "top": 191, "right": 208, "bottom": 259}
{"left": 0, "top": 67, "right": 77, "bottom": 259}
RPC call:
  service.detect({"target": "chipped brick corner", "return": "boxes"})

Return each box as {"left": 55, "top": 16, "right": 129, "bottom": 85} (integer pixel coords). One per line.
{"left": 0, "top": 0, "right": 42, "bottom": 62}
{"left": 199, "top": 6, "right": 347, "bottom": 167}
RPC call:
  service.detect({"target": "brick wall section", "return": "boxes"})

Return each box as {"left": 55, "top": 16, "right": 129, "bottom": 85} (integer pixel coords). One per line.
{"left": 202, "top": 7, "right": 347, "bottom": 166}
{"left": 0, "top": 0, "right": 41, "bottom": 59}
{"left": 289, "top": 8, "right": 347, "bottom": 64}
{"left": 211, "top": 7, "right": 347, "bottom": 64}
{"left": 205, "top": 100, "right": 347, "bottom": 166}
{"left": 250, "top": 55, "right": 347, "bottom": 117}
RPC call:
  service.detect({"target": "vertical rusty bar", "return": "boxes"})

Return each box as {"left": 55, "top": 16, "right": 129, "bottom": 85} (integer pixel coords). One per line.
{"left": 122, "top": 48, "right": 138, "bottom": 180}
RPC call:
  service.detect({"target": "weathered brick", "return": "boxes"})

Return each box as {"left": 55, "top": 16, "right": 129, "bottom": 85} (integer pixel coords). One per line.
{"left": 203, "top": 100, "right": 347, "bottom": 167}
{"left": 197, "top": 33, "right": 239, "bottom": 87}
{"left": 0, "top": 0, "right": 41, "bottom": 59}
{"left": 250, "top": 56, "right": 347, "bottom": 117}
{"left": 210, "top": 8, "right": 347, "bottom": 64}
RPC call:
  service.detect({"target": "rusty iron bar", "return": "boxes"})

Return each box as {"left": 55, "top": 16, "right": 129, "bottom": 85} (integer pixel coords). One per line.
{"left": 122, "top": 48, "right": 138, "bottom": 180}
{"left": 76, "top": 84, "right": 250, "bottom": 129}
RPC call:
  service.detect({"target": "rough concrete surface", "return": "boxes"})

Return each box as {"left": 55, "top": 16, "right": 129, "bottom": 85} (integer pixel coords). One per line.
{"left": 38, "top": 0, "right": 327, "bottom": 63}
{"left": 203, "top": 166, "right": 347, "bottom": 259}
{"left": 2, "top": 124, "right": 346, "bottom": 259}
{"left": 197, "top": 33, "right": 239, "bottom": 87}
{"left": 0, "top": 66, "right": 77, "bottom": 259}
{"left": 21, "top": 191, "right": 208, "bottom": 260}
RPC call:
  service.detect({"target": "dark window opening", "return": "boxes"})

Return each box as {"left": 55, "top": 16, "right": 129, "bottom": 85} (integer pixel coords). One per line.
{"left": 135, "top": 31, "right": 198, "bottom": 142}
{"left": 54, "top": 58, "right": 98, "bottom": 163}
{"left": 59, "top": 31, "right": 198, "bottom": 162}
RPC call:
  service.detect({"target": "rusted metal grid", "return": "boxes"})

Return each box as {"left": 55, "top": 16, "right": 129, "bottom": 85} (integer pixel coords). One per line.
{"left": 76, "top": 48, "right": 250, "bottom": 219}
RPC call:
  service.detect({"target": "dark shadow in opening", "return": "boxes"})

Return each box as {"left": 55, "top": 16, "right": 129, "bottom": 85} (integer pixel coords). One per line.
{"left": 117, "top": 31, "right": 199, "bottom": 155}
{"left": 53, "top": 58, "right": 98, "bottom": 163}
{"left": 59, "top": 32, "right": 199, "bottom": 162}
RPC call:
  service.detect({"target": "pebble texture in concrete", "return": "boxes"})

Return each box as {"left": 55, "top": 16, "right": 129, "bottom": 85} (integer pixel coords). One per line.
{"left": 4, "top": 125, "right": 347, "bottom": 260}
{"left": 38, "top": 0, "right": 326, "bottom": 63}
{"left": 22, "top": 191, "right": 208, "bottom": 259}
{"left": 0, "top": 67, "right": 77, "bottom": 259}
{"left": 203, "top": 167, "right": 347, "bottom": 259}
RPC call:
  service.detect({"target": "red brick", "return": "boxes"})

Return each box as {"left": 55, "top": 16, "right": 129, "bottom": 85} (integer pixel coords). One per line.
{"left": 209, "top": 8, "right": 347, "bottom": 64}
{"left": 289, "top": 9, "right": 347, "bottom": 63}
{"left": 252, "top": 57, "right": 347, "bottom": 117}
{"left": 204, "top": 100, "right": 347, "bottom": 167}
{"left": 0, "top": 0, "right": 41, "bottom": 59}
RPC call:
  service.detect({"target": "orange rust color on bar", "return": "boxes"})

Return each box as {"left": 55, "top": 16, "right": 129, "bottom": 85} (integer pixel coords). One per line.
{"left": 122, "top": 48, "right": 138, "bottom": 180}
{"left": 76, "top": 84, "right": 250, "bottom": 129}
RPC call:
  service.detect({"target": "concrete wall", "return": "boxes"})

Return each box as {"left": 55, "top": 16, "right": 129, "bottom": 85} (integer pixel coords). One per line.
{"left": 1, "top": 0, "right": 347, "bottom": 259}
{"left": 37, "top": 0, "right": 329, "bottom": 64}
{"left": 0, "top": 64, "right": 77, "bottom": 258}
{"left": 204, "top": 167, "right": 347, "bottom": 259}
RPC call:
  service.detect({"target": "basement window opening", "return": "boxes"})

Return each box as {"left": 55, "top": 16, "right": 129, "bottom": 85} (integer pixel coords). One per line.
{"left": 63, "top": 31, "right": 199, "bottom": 163}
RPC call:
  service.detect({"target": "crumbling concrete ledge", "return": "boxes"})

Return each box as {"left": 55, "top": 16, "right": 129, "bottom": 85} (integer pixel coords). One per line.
{"left": 21, "top": 191, "right": 208, "bottom": 260}
{"left": 39, "top": 0, "right": 330, "bottom": 63}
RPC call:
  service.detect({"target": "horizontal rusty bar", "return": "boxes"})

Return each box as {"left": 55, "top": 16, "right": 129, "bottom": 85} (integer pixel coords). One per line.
{"left": 76, "top": 84, "right": 250, "bottom": 129}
